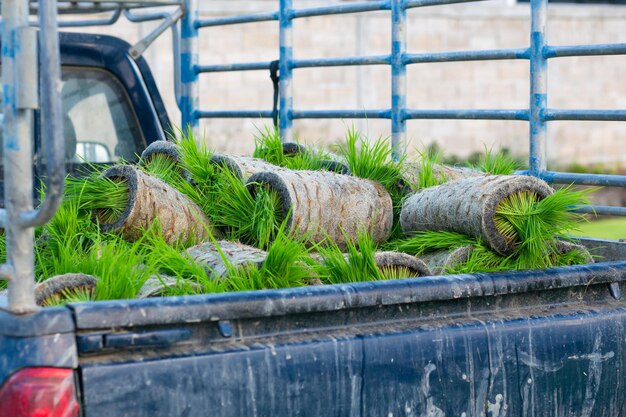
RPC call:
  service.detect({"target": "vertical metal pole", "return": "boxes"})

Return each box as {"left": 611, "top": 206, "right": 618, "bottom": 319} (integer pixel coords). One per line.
{"left": 2, "top": 0, "right": 37, "bottom": 313}
{"left": 279, "top": 0, "right": 294, "bottom": 142}
{"left": 391, "top": 0, "right": 407, "bottom": 160}
{"left": 529, "top": 0, "right": 547, "bottom": 176}
{"left": 181, "top": 0, "right": 199, "bottom": 139}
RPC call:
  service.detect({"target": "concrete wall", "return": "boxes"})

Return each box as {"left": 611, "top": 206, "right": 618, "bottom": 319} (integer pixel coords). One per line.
{"left": 68, "top": 0, "right": 626, "bottom": 168}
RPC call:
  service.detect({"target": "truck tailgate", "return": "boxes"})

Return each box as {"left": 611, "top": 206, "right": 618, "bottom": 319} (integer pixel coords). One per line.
{"left": 72, "top": 261, "right": 626, "bottom": 417}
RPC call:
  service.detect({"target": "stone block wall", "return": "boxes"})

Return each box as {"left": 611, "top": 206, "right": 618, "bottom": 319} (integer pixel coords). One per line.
{"left": 67, "top": 0, "right": 626, "bottom": 168}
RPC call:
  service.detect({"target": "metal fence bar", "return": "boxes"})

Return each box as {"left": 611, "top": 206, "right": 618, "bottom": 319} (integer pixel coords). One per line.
{"left": 390, "top": 0, "right": 406, "bottom": 159}
{"left": 574, "top": 206, "right": 626, "bottom": 217}
{"left": 292, "top": 55, "right": 390, "bottom": 68}
{"left": 290, "top": 1, "right": 390, "bottom": 19}
{"left": 196, "top": 62, "right": 273, "bottom": 73}
{"left": 539, "top": 171, "right": 626, "bottom": 187}
{"left": 292, "top": 109, "right": 391, "bottom": 119}
{"left": 279, "top": 0, "right": 294, "bottom": 142}
{"left": 181, "top": 0, "right": 199, "bottom": 135}
{"left": 544, "top": 109, "right": 626, "bottom": 122}
{"left": 403, "top": 48, "right": 529, "bottom": 64}
{"left": 2, "top": 0, "right": 38, "bottom": 313}
{"left": 529, "top": 0, "right": 548, "bottom": 177}
{"left": 403, "top": 109, "right": 529, "bottom": 120}
{"left": 196, "top": 11, "right": 279, "bottom": 28}
{"left": 195, "top": 110, "right": 273, "bottom": 118}
{"left": 404, "top": 0, "right": 483, "bottom": 8}
{"left": 544, "top": 43, "right": 626, "bottom": 59}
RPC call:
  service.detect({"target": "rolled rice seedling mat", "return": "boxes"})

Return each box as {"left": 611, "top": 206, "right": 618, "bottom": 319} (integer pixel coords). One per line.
{"left": 311, "top": 251, "right": 431, "bottom": 278}
{"left": 247, "top": 170, "right": 393, "bottom": 247}
{"left": 35, "top": 273, "right": 98, "bottom": 306}
{"left": 137, "top": 275, "right": 202, "bottom": 298}
{"left": 400, "top": 175, "right": 553, "bottom": 256}
{"left": 97, "top": 165, "right": 213, "bottom": 244}
{"left": 186, "top": 240, "right": 267, "bottom": 278}
{"left": 210, "top": 155, "right": 285, "bottom": 182}
{"left": 404, "top": 163, "right": 484, "bottom": 187}
{"left": 555, "top": 240, "right": 594, "bottom": 264}
{"left": 419, "top": 246, "right": 473, "bottom": 275}
{"left": 282, "top": 142, "right": 351, "bottom": 175}
{"left": 373, "top": 251, "right": 432, "bottom": 278}
{"left": 140, "top": 140, "right": 181, "bottom": 166}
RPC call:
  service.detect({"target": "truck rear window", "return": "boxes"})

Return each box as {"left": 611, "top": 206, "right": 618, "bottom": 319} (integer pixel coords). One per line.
{"left": 0, "top": 66, "right": 143, "bottom": 165}
{"left": 61, "top": 67, "right": 143, "bottom": 163}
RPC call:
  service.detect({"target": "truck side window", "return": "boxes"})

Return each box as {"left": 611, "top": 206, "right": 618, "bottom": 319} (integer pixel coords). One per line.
{"left": 61, "top": 67, "right": 143, "bottom": 163}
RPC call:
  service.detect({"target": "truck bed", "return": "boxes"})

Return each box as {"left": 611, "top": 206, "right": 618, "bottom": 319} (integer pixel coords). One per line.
{"left": 66, "top": 238, "right": 626, "bottom": 417}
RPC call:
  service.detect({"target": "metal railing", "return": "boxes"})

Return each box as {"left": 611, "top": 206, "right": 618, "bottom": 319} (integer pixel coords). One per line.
{"left": 181, "top": 0, "right": 626, "bottom": 216}
{"left": 0, "top": 0, "right": 183, "bottom": 313}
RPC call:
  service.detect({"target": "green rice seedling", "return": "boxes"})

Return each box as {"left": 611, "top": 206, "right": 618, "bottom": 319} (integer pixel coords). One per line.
{"left": 378, "top": 266, "right": 421, "bottom": 280}
{"left": 385, "top": 231, "right": 477, "bottom": 256}
{"left": 194, "top": 221, "right": 316, "bottom": 292}
{"left": 208, "top": 165, "right": 283, "bottom": 249}
{"left": 475, "top": 146, "right": 522, "bottom": 175}
{"left": 252, "top": 124, "right": 326, "bottom": 171}
{"left": 35, "top": 196, "right": 97, "bottom": 280}
{"left": 492, "top": 186, "right": 590, "bottom": 268}
{"left": 66, "top": 173, "right": 129, "bottom": 224}
{"left": 339, "top": 127, "right": 407, "bottom": 239}
{"left": 414, "top": 147, "right": 446, "bottom": 190}
{"left": 317, "top": 232, "right": 383, "bottom": 284}
{"left": 144, "top": 231, "right": 227, "bottom": 296}
{"left": 253, "top": 228, "right": 317, "bottom": 288}
{"left": 40, "top": 288, "right": 94, "bottom": 307}
{"left": 82, "top": 235, "right": 153, "bottom": 301}
{"left": 340, "top": 127, "right": 405, "bottom": 194}
{"left": 175, "top": 128, "right": 218, "bottom": 187}
{"left": 143, "top": 153, "right": 184, "bottom": 185}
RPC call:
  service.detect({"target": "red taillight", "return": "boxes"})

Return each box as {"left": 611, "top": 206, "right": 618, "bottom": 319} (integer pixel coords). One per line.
{"left": 0, "top": 367, "right": 79, "bottom": 417}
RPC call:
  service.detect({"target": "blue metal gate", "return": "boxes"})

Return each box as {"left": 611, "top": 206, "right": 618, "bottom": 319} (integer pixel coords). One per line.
{"left": 180, "top": 0, "right": 626, "bottom": 216}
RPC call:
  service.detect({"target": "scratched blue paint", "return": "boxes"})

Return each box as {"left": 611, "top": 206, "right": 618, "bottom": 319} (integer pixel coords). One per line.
{"left": 180, "top": 0, "right": 199, "bottom": 130}
{"left": 278, "top": 0, "right": 293, "bottom": 141}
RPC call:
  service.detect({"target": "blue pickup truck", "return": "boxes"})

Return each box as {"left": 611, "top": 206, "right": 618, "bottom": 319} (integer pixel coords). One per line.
{"left": 3, "top": 1, "right": 626, "bottom": 416}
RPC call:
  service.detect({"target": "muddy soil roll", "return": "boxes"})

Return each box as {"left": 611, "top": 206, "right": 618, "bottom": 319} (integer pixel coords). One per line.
{"left": 186, "top": 240, "right": 267, "bottom": 278}
{"left": 419, "top": 246, "right": 474, "bottom": 275}
{"left": 403, "top": 163, "right": 484, "bottom": 189}
{"left": 97, "top": 165, "right": 212, "bottom": 244}
{"left": 282, "top": 142, "right": 351, "bottom": 174}
{"left": 35, "top": 273, "right": 98, "bottom": 306}
{"left": 555, "top": 240, "right": 594, "bottom": 264}
{"left": 247, "top": 170, "right": 393, "bottom": 247}
{"left": 140, "top": 140, "right": 181, "bottom": 165}
{"left": 373, "top": 251, "right": 432, "bottom": 277}
{"left": 210, "top": 155, "right": 285, "bottom": 181}
{"left": 137, "top": 275, "right": 202, "bottom": 298}
{"left": 400, "top": 175, "right": 554, "bottom": 255}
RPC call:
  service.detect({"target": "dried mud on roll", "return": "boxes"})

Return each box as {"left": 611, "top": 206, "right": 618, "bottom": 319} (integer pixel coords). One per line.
{"left": 140, "top": 140, "right": 181, "bottom": 166}
{"left": 96, "top": 165, "right": 213, "bottom": 244}
{"left": 210, "top": 155, "right": 285, "bottom": 181}
{"left": 247, "top": 170, "right": 393, "bottom": 247}
{"left": 555, "top": 240, "right": 594, "bottom": 264}
{"left": 400, "top": 175, "right": 553, "bottom": 255}
{"left": 373, "top": 251, "right": 432, "bottom": 277}
{"left": 35, "top": 273, "right": 98, "bottom": 306}
{"left": 404, "top": 163, "right": 484, "bottom": 186}
{"left": 419, "top": 246, "right": 474, "bottom": 275}
{"left": 186, "top": 241, "right": 267, "bottom": 278}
